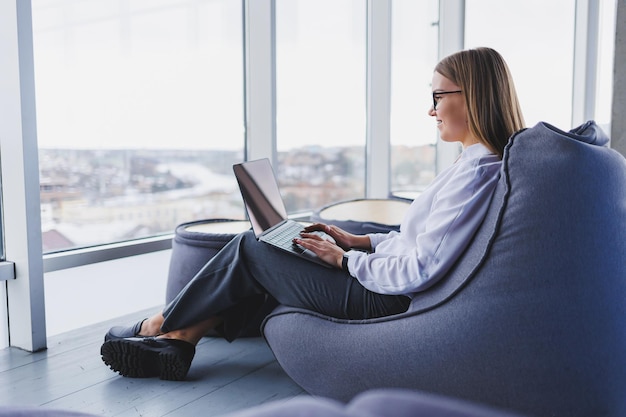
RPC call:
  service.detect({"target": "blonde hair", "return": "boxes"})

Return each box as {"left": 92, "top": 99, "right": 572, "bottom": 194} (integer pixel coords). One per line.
{"left": 435, "top": 47, "right": 525, "bottom": 158}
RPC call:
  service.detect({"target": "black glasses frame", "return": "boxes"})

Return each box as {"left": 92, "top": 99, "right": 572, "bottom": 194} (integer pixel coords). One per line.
{"left": 432, "top": 90, "right": 462, "bottom": 110}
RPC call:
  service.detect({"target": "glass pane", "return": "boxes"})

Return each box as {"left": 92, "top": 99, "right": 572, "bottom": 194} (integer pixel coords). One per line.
{"left": 390, "top": 0, "right": 439, "bottom": 198}
{"left": 32, "top": 0, "right": 245, "bottom": 253}
{"left": 275, "top": 0, "right": 366, "bottom": 213}
{"left": 465, "top": 0, "right": 575, "bottom": 130}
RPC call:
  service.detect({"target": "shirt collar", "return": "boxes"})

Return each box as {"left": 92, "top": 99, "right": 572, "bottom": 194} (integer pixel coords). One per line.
{"left": 459, "top": 143, "right": 495, "bottom": 161}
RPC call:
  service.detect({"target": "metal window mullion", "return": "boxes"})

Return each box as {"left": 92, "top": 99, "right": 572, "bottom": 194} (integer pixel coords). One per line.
{"left": 435, "top": 0, "right": 465, "bottom": 173}
{"left": 366, "top": 0, "right": 392, "bottom": 199}
{"left": 572, "top": 0, "right": 600, "bottom": 128}
{"left": 243, "top": 0, "right": 276, "bottom": 164}
{"left": 0, "top": 0, "right": 47, "bottom": 352}
{"left": 612, "top": 0, "right": 626, "bottom": 156}
{"left": 42, "top": 236, "right": 173, "bottom": 273}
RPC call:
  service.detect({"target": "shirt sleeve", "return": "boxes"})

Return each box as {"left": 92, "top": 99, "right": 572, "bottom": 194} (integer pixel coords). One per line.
{"left": 368, "top": 231, "right": 398, "bottom": 250}
{"left": 346, "top": 160, "right": 501, "bottom": 296}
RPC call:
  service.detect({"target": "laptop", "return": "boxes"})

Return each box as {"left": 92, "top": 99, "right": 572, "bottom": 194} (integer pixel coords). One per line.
{"left": 233, "top": 158, "right": 332, "bottom": 268}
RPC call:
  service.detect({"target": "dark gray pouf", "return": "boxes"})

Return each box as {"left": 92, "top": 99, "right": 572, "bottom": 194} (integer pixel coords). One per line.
{"left": 166, "top": 219, "right": 252, "bottom": 304}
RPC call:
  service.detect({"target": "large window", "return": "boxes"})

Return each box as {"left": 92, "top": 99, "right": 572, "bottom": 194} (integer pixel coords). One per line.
{"left": 465, "top": 0, "right": 576, "bottom": 130}
{"left": 32, "top": 0, "right": 245, "bottom": 254}
{"left": 3, "top": 0, "right": 619, "bottom": 346}
{"left": 467, "top": 0, "right": 617, "bottom": 133}
{"left": 275, "top": 0, "right": 367, "bottom": 213}
{"left": 390, "top": 0, "right": 439, "bottom": 197}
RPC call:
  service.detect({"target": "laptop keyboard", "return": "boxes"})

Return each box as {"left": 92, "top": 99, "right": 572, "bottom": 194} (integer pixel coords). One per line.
{"left": 262, "top": 221, "right": 306, "bottom": 254}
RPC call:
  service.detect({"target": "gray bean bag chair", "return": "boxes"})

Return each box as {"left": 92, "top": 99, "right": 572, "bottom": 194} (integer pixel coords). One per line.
{"left": 261, "top": 121, "right": 626, "bottom": 417}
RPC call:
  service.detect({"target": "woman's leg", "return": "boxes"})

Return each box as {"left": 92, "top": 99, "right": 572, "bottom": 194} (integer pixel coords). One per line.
{"left": 160, "top": 230, "right": 409, "bottom": 340}
{"left": 136, "top": 313, "right": 222, "bottom": 345}
{"left": 102, "top": 230, "right": 409, "bottom": 380}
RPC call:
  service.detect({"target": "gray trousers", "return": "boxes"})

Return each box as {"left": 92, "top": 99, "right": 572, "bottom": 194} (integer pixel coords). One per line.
{"left": 161, "top": 230, "right": 410, "bottom": 341}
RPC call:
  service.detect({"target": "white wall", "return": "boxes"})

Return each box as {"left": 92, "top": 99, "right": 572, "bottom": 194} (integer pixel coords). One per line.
{"left": 43, "top": 250, "right": 170, "bottom": 337}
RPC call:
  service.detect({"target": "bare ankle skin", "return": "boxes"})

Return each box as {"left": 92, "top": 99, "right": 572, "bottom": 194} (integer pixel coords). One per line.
{"left": 158, "top": 317, "right": 223, "bottom": 345}
{"left": 139, "top": 314, "right": 165, "bottom": 337}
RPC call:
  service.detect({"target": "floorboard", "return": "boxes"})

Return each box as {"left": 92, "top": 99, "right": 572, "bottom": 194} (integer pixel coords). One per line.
{"left": 0, "top": 307, "right": 306, "bottom": 416}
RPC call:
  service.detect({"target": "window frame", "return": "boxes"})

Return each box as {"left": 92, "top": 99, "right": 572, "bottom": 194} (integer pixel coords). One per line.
{"left": 1, "top": 0, "right": 618, "bottom": 351}
{"left": 1, "top": 0, "right": 46, "bottom": 351}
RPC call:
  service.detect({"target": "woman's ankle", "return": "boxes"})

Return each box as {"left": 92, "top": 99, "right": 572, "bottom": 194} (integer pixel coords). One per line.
{"left": 158, "top": 330, "right": 199, "bottom": 345}
{"left": 141, "top": 315, "right": 165, "bottom": 337}
{"left": 157, "top": 317, "right": 221, "bottom": 345}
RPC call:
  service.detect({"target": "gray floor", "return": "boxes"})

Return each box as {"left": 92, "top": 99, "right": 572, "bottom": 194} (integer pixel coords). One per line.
{"left": 0, "top": 307, "right": 306, "bottom": 416}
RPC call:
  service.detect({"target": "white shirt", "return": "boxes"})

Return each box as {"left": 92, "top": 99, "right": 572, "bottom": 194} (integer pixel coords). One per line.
{"left": 345, "top": 143, "right": 501, "bottom": 296}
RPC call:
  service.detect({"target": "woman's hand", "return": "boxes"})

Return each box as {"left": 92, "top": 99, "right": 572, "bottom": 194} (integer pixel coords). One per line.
{"left": 293, "top": 233, "right": 345, "bottom": 269}
{"left": 302, "top": 223, "right": 371, "bottom": 251}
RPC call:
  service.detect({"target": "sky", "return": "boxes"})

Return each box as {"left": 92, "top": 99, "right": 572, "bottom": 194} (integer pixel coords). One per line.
{"left": 31, "top": 0, "right": 615, "bottom": 151}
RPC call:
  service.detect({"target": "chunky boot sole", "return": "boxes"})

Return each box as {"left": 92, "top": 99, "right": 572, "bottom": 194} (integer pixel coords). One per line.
{"left": 101, "top": 337, "right": 194, "bottom": 381}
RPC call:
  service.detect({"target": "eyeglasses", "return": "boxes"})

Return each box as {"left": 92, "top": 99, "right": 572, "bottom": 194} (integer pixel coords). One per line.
{"left": 432, "top": 90, "right": 462, "bottom": 110}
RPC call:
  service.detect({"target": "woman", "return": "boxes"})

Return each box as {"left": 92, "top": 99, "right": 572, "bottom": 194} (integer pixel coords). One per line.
{"left": 101, "top": 47, "right": 525, "bottom": 381}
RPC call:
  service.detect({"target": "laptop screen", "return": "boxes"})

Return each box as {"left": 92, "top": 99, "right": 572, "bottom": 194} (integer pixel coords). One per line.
{"left": 233, "top": 159, "right": 288, "bottom": 237}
